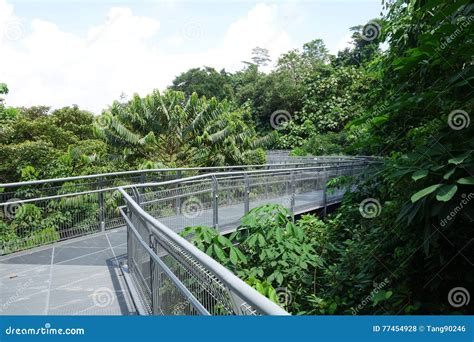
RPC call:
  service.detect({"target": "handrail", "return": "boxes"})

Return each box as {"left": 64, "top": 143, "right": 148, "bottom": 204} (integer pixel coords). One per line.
{"left": 119, "top": 207, "right": 211, "bottom": 315}
{"left": 120, "top": 162, "right": 370, "bottom": 191}
{"left": 0, "top": 158, "right": 366, "bottom": 188}
{"left": 0, "top": 161, "right": 372, "bottom": 206}
{"left": 119, "top": 188, "right": 290, "bottom": 315}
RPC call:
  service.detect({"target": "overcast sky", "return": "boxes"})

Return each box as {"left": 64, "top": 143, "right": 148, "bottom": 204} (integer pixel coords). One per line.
{"left": 0, "top": 0, "right": 383, "bottom": 113}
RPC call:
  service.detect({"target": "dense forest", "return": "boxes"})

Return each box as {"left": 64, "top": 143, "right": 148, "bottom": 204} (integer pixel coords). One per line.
{"left": 1, "top": 0, "right": 473, "bottom": 314}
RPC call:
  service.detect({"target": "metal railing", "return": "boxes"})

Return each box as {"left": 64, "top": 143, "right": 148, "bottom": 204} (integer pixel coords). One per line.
{"left": 119, "top": 159, "right": 375, "bottom": 315}
{"left": 120, "top": 201, "right": 289, "bottom": 315}
{"left": 0, "top": 155, "right": 368, "bottom": 255}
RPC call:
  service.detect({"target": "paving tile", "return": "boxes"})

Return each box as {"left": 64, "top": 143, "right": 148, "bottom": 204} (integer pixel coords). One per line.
{"left": 105, "top": 229, "right": 126, "bottom": 247}
{"left": 0, "top": 248, "right": 52, "bottom": 265}
{"left": 63, "top": 235, "right": 109, "bottom": 249}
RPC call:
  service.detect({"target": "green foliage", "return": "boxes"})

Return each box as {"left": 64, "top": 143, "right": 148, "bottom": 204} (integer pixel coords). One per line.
{"left": 180, "top": 226, "right": 247, "bottom": 269}
{"left": 250, "top": 47, "right": 272, "bottom": 67}
{"left": 236, "top": 205, "right": 321, "bottom": 292}
{"left": 95, "top": 90, "right": 268, "bottom": 167}
{"left": 233, "top": 40, "right": 331, "bottom": 133}
{"left": 0, "top": 104, "right": 110, "bottom": 182}
{"left": 0, "top": 225, "right": 60, "bottom": 255}
{"left": 170, "top": 67, "right": 233, "bottom": 101}
{"left": 332, "top": 21, "right": 382, "bottom": 67}
{"left": 280, "top": 66, "right": 377, "bottom": 150}
{"left": 299, "top": 132, "right": 348, "bottom": 156}
{"left": 183, "top": 205, "right": 323, "bottom": 313}
{"left": 245, "top": 277, "right": 279, "bottom": 304}
{"left": 302, "top": 66, "right": 375, "bottom": 133}
{"left": 0, "top": 83, "right": 8, "bottom": 107}
{"left": 0, "top": 83, "right": 8, "bottom": 95}
{"left": 316, "top": 0, "right": 474, "bottom": 312}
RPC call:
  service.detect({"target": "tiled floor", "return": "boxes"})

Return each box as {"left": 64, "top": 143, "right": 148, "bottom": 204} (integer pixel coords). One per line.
{"left": 0, "top": 227, "right": 136, "bottom": 315}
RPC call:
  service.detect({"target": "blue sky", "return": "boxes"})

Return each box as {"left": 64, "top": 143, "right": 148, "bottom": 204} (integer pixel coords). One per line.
{"left": 1, "top": 0, "right": 383, "bottom": 112}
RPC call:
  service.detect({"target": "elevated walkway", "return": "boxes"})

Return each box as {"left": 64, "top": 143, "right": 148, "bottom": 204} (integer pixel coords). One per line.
{"left": 0, "top": 154, "right": 379, "bottom": 315}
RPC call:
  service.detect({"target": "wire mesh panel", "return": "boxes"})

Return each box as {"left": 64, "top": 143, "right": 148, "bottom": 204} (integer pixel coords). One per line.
{"left": 104, "top": 188, "right": 127, "bottom": 230}
{"left": 128, "top": 223, "right": 153, "bottom": 313}
{"left": 140, "top": 179, "right": 214, "bottom": 233}
{"left": 0, "top": 192, "right": 102, "bottom": 254}
{"left": 248, "top": 172, "right": 292, "bottom": 211}
{"left": 151, "top": 231, "right": 235, "bottom": 315}
{"left": 216, "top": 175, "right": 246, "bottom": 231}
{"left": 293, "top": 170, "right": 327, "bottom": 213}
{"left": 121, "top": 195, "right": 289, "bottom": 316}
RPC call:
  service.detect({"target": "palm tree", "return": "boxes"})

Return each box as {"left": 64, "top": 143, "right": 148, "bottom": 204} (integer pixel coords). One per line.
{"left": 94, "top": 89, "right": 272, "bottom": 167}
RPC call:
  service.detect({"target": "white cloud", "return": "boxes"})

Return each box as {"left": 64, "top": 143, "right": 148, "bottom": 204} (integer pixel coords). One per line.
{"left": 0, "top": 1, "right": 295, "bottom": 113}
{"left": 220, "top": 3, "right": 293, "bottom": 71}
{"left": 333, "top": 32, "right": 354, "bottom": 54}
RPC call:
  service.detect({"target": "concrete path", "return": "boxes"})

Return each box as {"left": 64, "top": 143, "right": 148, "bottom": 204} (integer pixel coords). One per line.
{"left": 0, "top": 227, "right": 135, "bottom": 315}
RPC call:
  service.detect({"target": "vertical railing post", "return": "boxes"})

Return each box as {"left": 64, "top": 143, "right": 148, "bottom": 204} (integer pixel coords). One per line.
{"left": 290, "top": 170, "right": 295, "bottom": 221}
{"left": 176, "top": 170, "right": 182, "bottom": 215}
{"left": 149, "top": 234, "right": 156, "bottom": 314}
{"left": 265, "top": 165, "right": 269, "bottom": 199}
{"left": 131, "top": 186, "right": 141, "bottom": 206}
{"left": 140, "top": 171, "right": 146, "bottom": 184}
{"left": 212, "top": 176, "right": 219, "bottom": 229}
{"left": 244, "top": 173, "right": 250, "bottom": 214}
{"left": 98, "top": 177, "right": 105, "bottom": 232}
{"left": 126, "top": 206, "right": 131, "bottom": 268}
{"left": 322, "top": 168, "right": 328, "bottom": 217}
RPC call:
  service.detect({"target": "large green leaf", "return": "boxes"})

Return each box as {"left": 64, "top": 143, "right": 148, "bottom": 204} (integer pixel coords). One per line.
{"left": 229, "top": 247, "right": 238, "bottom": 265}
{"left": 436, "top": 184, "right": 458, "bottom": 202}
{"left": 213, "top": 245, "right": 226, "bottom": 262}
{"left": 443, "top": 168, "right": 455, "bottom": 180}
{"left": 457, "top": 177, "right": 474, "bottom": 185}
{"left": 448, "top": 152, "right": 471, "bottom": 165}
{"left": 412, "top": 169, "right": 429, "bottom": 181}
{"left": 411, "top": 184, "right": 442, "bottom": 203}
